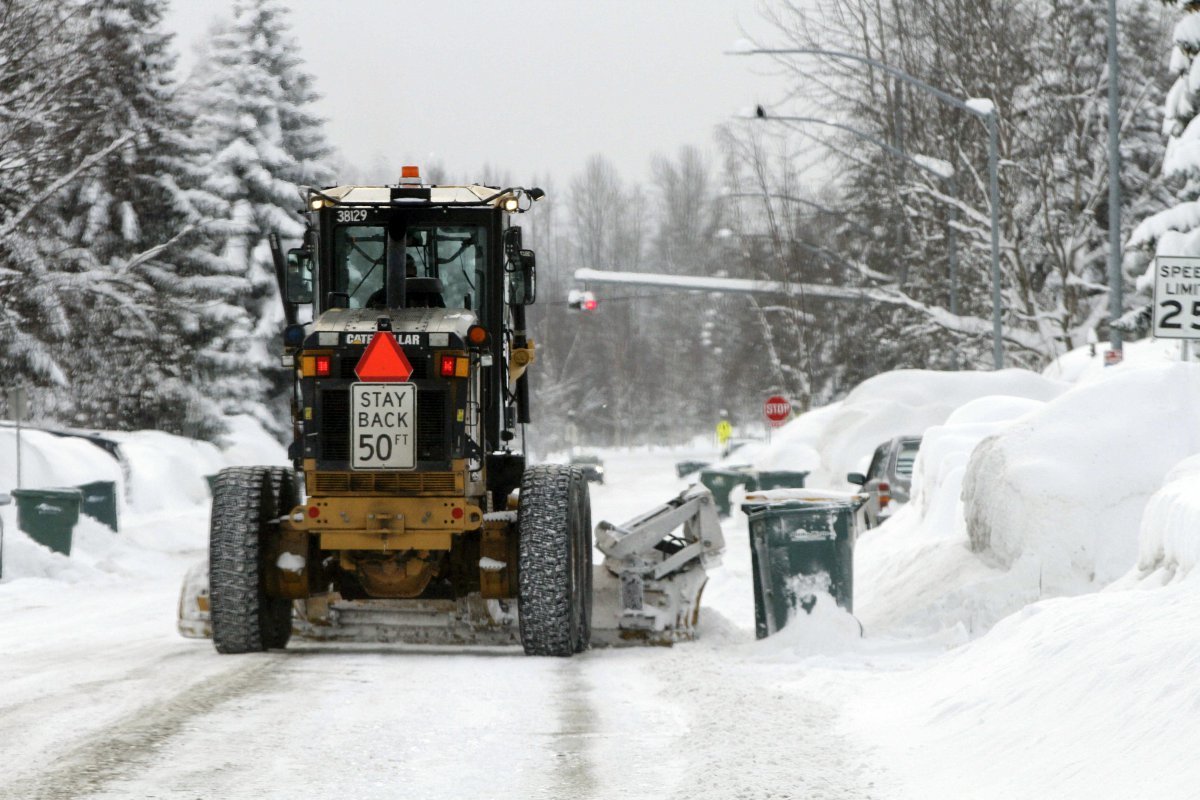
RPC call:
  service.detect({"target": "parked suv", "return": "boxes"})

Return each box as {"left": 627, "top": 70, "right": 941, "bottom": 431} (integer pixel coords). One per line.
{"left": 847, "top": 435, "right": 922, "bottom": 528}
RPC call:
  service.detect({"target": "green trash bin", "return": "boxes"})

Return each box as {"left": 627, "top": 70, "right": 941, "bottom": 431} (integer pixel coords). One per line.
{"left": 77, "top": 480, "right": 119, "bottom": 532}
{"left": 742, "top": 496, "right": 863, "bottom": 639}
{"left": 12, "top": 487, "right": 83, "bottom": 556}
{"left": 699, "top": 467, "right": 758, "bottom": 516}
{"left": 754, "top": 470, "right": 809, "bottom": 491}
{"left": 675, "top": 460, "right": 711, "bottom": 478}
{"left": 0, "top": 492, "right": 11, "bottom": 579}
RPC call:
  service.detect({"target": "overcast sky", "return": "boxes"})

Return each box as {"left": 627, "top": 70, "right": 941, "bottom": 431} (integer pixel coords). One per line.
{"left": 162, "top": 0, "right": 792, "bottom": 187}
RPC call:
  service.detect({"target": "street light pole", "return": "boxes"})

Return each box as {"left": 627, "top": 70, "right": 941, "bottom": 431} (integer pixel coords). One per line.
{"left": 1106, "top": 0, "right": 1124, "bottom": 362}
{"left": 987, "top": 112, "right": 1003, "bottom": 371}
{"left": 731, "top": 45, "right": 1005, "bottom": 369}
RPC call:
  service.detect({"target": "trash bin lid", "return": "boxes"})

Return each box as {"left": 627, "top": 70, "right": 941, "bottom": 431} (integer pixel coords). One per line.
{"left": 743, "top": 488, "right": 865, "bottom": 503}
{"left": 742, "top": 490, "right": 867, "bottom": 517}
{"left": 11, "top": 487, "right": 84, "bottom": 501}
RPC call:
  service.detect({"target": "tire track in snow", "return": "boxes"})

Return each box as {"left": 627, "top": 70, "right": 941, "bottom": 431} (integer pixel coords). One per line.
{"left": 0, "top": 657, "right": 279, "bottom": 800}
{"left": 545, "top": 659, "right": 600, "bottom": 799}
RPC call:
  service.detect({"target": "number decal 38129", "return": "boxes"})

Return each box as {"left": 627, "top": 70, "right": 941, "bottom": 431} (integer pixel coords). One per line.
{"left": 336, "top": 208, "right": 369, "bottom": 223}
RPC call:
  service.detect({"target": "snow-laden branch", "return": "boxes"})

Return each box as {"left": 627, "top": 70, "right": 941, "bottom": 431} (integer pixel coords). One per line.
{"left": 0, "top": 131, "right": 136, "bottom": 239}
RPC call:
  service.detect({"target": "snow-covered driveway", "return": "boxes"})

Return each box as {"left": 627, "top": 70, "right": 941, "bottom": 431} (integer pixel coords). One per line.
{"left": 0, "top": 450, "right": 886, "bottom": 800}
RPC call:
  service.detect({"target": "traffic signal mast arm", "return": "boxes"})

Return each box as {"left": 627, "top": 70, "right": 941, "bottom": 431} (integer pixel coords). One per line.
{"left": 571, "top": 268, "right": 1047, "bottom": 353}
{"left": 573, "top": 268, "right": 869, "bottom": 301}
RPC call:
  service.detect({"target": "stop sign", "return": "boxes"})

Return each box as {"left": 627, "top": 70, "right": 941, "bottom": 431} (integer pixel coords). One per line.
{"left": 764, "top": 395, "right": 791, "bottom": 426}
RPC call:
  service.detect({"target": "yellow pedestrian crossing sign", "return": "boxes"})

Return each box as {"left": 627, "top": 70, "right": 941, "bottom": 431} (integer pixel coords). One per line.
{"left": 716, "top": 420, "right": 732, "bottom": 446}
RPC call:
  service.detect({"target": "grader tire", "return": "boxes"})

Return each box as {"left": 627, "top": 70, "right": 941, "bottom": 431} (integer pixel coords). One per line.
{"left": 263, "top": 467, "right": 300, "bottom": 649}
{"left": 517, "top": 465, "right": 592, "bottom": 657}
{"left": 209, "top": 467, "right": 291, "bottom": 654}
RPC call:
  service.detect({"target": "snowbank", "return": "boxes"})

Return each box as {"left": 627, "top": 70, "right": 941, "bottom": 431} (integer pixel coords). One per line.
{"left": 751, "top": 368, "right": 1066, "bottom": 488}
{"left": 1, "top": 414, "right": 287, "bottom": 586}
{"left": 0, "top": 428, "right": 122, "bottom": 492}
{"left": 1041, "top": 336, "right": 1184, "bottom": 384}
{"left": 1121, "top": 453, "right": 1200, "bottom": 586}
{"left": 845, "top": 357, "right": 1200, "bottom": 799}
{"left": 855, "top": 394, "right": 1049, "bottom": 636}
{"left": 853, "top": 361, "right": 1200, "bottom": 637}
{"left": 855, "top": 581, "right": 1200, "bottom": 800}
{"left": 111, "top": 414, "right": 286, "bottom": 513}
{"left": 963, "top": 363, "right": 1200, "bottom": 595}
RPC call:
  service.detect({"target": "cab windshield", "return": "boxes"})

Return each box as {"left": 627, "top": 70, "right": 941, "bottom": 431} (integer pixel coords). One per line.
{"left": 331, "top": 224, "right": 487, "bottom": 310}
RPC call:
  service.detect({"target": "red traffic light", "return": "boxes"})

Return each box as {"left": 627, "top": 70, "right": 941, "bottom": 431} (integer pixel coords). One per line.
{"left": 568, "top": 289, "right": 597, "bottom": 311}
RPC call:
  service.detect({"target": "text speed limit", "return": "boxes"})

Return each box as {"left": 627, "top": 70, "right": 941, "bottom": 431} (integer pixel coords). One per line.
{"left": 1153, "top": 256, "right": 1200, "bottom": 340}
{"left": 351, "top": 383, "right": 416, "bottom": 470}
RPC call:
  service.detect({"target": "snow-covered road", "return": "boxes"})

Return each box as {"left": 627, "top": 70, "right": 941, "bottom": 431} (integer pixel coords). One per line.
{"left": 7, "top": 358, "right": 1200, "bottom": 799}
{"left": 0, "top": 450, "right": 890, "bottom": 800}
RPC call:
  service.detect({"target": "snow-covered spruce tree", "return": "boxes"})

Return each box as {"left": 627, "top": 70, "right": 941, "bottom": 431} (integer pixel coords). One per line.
{"left": 0, "top": 0, "right": 94, "bottom": 399}
{"left": 1125, "top": 1, "right": 1200, "bottom": 336}
{"left": 185, "top": 0, "right": 333, "bottom": 429}
{"left": 42, "top": 0, "right": 239, "bottom": 437}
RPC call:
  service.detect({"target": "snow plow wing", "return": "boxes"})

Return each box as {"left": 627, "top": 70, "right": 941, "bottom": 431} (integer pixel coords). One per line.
{"left": 590, "top": 483, "right": 725, "bottom": 646}
{"left": 179, "top": 484, "right": 724, "bottom": 648}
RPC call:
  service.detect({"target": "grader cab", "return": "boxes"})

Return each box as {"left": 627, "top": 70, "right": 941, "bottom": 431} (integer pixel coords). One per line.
{"left": 180, "top": 173, "right": 724, "bottom": 656}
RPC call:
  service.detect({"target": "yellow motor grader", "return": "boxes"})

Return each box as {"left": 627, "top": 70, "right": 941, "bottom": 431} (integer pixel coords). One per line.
{"left": 178, "top": 174, "right": 724, "bottom": 656}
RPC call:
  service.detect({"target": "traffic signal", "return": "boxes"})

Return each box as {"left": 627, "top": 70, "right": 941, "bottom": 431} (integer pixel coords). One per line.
{"left": 567, "top": 289, "right": 598, "bottom": 311}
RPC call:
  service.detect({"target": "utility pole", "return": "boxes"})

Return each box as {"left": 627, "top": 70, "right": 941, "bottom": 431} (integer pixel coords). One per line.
{"left": 1106, "top": 0, "right": 1124, "bottom": 363}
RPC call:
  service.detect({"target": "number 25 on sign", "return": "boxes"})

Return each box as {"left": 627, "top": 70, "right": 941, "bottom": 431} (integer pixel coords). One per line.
{"left": 1153, "top": 256, "right": 1200, "bottom": 340}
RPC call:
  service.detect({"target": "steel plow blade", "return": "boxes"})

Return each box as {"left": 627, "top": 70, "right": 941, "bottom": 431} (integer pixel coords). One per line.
{"left": 590, "top": 484, "right": 725, "bottom": 647}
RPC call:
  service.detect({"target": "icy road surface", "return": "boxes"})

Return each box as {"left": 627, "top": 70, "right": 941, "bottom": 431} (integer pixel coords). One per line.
{"left": 0, "top": 450, "right": 896, "bottom": 800}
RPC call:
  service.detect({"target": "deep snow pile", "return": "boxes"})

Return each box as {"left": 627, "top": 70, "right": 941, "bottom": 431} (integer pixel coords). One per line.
{"left": 852, "top": 578, "right": 1200, "bottom": 800}
{"left": 747, "top": 346, "right": 1200, "bottom": 641}
{"left": 0, "top": 415, "right": 286, "bottom": 587}
{"left": 1124, "top": 453, "right": 1200, "bottom": 585}
{"left": 831, "top": 344, "right": 1200, "bottom": 798}
{"left": 849, "top": 428, "right": 1200, "bottom": 799}
{"left": 858, "top": 358, "right": 1200, "bottom": 636}
{"left": 963, "top": 362, "right": 1200, "bottom": 595}
{"left": 750, "top": 368, "right": 1067, "bottom": 487}
{"left": 854, "top": 394, "right": 1050, "bottom": 636}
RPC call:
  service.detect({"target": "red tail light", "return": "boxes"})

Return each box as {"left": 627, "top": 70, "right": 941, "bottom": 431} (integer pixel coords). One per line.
{"left": 440, "top": 355, "right": 456, "bottom": 377}
{"left": 315, "top": 355, "right": 331, "bottom": 377}
{"left": 878, "top": 481, "right": 891, "bottom": 508}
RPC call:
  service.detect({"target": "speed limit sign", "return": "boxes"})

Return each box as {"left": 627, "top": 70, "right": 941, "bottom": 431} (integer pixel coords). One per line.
{"left": 1153, "top": 256, "right": 1200, "bottom": 339}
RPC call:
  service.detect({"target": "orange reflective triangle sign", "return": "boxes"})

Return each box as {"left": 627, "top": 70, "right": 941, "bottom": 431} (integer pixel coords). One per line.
{"left": 355, "top": 331, "right": 413, "bottom": 382}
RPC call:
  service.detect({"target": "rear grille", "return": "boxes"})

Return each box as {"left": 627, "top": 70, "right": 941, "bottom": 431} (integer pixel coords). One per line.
{"left": 313, "top": 471, "right": 461, "bottom": 495}
{"left": 417, "top": 390, "right": 445, "bottom": 460}
{"left": 318, "top": 387, "right": 447, "bottom": 463}
{"left": 340, "top": 355, "right": 427, "bottom": 380}
{"left": 319, "top": 389, "right": 350, "bottom": 461}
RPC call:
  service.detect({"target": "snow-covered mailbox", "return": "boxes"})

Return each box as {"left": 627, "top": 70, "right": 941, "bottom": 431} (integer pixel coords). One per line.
{"left": 741, "top": 490, "right": 866, "bottom": 639}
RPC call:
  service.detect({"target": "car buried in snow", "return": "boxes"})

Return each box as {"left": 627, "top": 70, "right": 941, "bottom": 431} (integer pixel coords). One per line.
{"left": 847, "top": 435, "right": 922, "bottom": 528}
